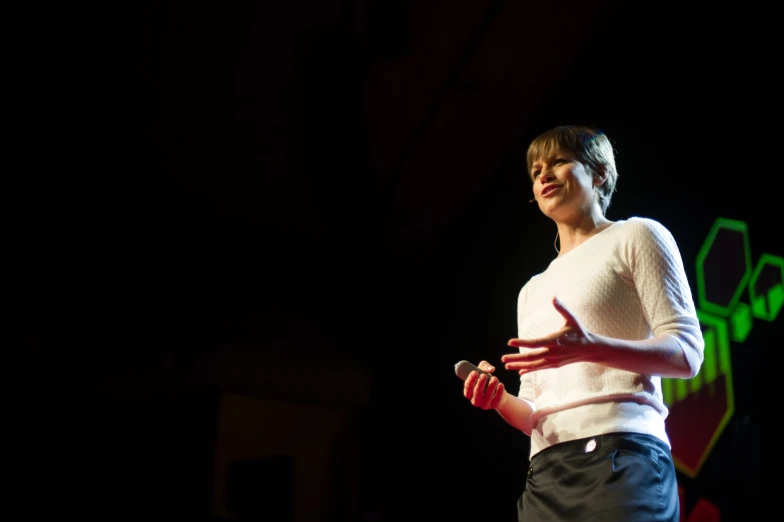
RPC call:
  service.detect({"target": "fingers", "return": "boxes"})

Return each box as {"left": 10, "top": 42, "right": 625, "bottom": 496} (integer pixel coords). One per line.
{"left": 502, "top": 347, "right": 548, "bottom": 362}
{"left": 478, "top": 360, "right": 495, "bottom": 373}
{"left": 474, "top": 373, "right": 490, "bottom": 395}
{"left": 505, "top": 347, "right": 583, "bottom": 374}
{"left": 508, "top": 337, "right": 555, "bottom": 348}
{"left": 503, "top": 349, "right": 551, "bottom": 373}
{"left": 471, "top": 374, "right": 496, "bottom": 408}
{"left": 464, "top": 372, "right": 501, "bottom": 410}
{"left": 506, "top": 359, "right": 546, "bottom": 372}
{"left": 489, "top": 382, "right": 505, "bottom": 409}
{"left": 552, "top": 296, "right": 575, "bottom": 322}
{"left": 463, "top": 370, "right": 479, "bottom": 400}
{"left": 507, "top": 297, "right": 580, "bottom": 348}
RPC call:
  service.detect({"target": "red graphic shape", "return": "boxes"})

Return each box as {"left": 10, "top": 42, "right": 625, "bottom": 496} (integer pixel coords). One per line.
{"left": 667, "top": 376, "right": 730, "bottom": 473}
{"left": 679, "top": 487, "right": 721, "bottom": 522}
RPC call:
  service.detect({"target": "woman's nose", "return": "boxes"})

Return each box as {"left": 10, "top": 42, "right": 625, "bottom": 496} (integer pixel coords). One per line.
{"left": 539, "top": 169, "right": 556, "bottom": 182}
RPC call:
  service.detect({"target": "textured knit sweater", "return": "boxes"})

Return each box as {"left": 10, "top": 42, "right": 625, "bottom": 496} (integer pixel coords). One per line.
{"left": 516, "top": 217, "right": 704, "bottom": 459}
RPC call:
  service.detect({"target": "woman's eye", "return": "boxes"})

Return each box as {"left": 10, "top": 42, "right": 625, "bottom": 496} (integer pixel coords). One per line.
{"left": 532, "top": 170, "right": 540, "bottom": 178}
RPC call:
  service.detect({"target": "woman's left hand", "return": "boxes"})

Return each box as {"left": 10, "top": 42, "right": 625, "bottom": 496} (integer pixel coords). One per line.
{"left": 502, "top": 296, "right": 598, "bottom": 375}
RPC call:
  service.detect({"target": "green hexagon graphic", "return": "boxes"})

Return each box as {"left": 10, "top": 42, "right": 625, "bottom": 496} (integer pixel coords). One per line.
{"left": 663, "top": 310, "right": 734, "bottom": 479}
{"left": 729, "top": 302, "right": 753, "bottom": 342}
{"left": 695, "top": 218, "right": 752, "bottom": 318}
{"left": 748, "top": 253, "right": 784, "bottom": 321}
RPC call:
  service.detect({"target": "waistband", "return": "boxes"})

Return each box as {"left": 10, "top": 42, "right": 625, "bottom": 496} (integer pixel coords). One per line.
{"left": 531, "top": 432, "right": 670, "bottom": 465}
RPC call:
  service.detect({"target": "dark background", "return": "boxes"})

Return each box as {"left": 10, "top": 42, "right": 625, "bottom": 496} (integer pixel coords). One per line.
{"left": 24, "top": 1, "right": 772, "bottom": 520}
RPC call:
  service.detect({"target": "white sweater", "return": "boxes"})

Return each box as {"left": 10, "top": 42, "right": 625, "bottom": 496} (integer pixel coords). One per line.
{"left": 516, "top": 217, "right": 704, "bottom": 458}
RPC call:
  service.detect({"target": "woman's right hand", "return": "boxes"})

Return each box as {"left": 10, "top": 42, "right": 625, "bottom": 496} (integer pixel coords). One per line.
{"left": 463, "top": 360, "right": 506, "bottom": 410}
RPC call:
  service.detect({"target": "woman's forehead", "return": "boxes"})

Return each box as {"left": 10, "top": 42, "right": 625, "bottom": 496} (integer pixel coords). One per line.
{"left": 531, "top": 147, "right": 573, "bottom": 164}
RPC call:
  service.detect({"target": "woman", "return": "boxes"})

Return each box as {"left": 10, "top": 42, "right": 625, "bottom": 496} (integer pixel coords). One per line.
{"left": 462, "top": 125, "right": 704, "bottom": 522}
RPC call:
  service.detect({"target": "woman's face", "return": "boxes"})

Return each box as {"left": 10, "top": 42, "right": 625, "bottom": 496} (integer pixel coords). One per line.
{"left": 530, "top": 148, "right": 596, "bottom": 220}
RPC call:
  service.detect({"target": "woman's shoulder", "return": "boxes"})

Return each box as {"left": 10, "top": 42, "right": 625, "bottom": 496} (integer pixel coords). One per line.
{"left": 613, "top": 216, "right": 681, "bottom": 255}
{"left": 614, "top": 216, "right": 674, "bottom": 238}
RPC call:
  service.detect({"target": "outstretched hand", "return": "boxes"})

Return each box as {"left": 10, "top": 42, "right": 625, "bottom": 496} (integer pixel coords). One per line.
{"left": 502, "top": 296, "right": 598, "bottom": 375}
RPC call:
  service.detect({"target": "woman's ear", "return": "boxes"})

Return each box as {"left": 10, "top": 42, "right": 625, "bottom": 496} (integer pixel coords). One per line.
{"left": 593, "top": 166, "right": 608, "bottom": 187}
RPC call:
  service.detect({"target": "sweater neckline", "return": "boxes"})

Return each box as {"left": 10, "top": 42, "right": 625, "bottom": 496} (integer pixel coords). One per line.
{"left": 549, "top": 220, "right": 623, "bottom": 264}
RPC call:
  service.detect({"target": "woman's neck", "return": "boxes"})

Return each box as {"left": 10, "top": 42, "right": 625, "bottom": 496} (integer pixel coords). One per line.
{"left": 555, "top": 213, "right": 613, "bottom": 256}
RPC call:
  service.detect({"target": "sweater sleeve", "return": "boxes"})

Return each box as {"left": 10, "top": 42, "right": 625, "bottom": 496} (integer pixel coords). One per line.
{"left": 623, "top": 218, "right": 705, "bottom": 377}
